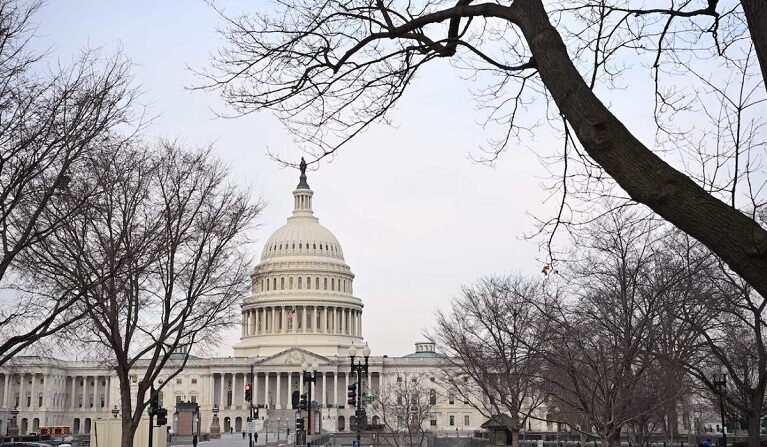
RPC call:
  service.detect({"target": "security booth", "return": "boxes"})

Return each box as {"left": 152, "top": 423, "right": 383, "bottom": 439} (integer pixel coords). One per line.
{"left": 481, "top": 415, "right": 515, "bottom": 446}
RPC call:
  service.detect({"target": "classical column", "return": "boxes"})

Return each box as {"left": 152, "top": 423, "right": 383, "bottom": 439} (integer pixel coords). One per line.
{"left": 30, "top": 373, "right": 37, "bottom": 410}
{"left": 287, "top": 372, "right": 293, "bottom": 409}
{"left": 342, "top": 308, "right": 347, "bottom": 335}
{"left": 93, "top": 376, "right": 99, "bottom": 409}
{"left": 254, "top": 372, "right": 259, "bottom": 407}
{"left": 321, "top": 373, "right": 327, "bottom": 407}
{"left": 276, "top": 372, "right": 282, "bottom": 409}
{"left": 274, "top": 307, "right": 279, "bottom": 333}
{"left": 242, "top": 312, "right": 247, "bottom": 337}
{"left": 259, "top": 308, "right": 265, "bottom": 334}
{"left": 299, "top": 373, "right": 304, "bottom": 395}
{"left": 333, "top": 373, "right": 339, "bottom": 406}
{"left": 292, "top": 307, "right": 298, "bottom": 334}
{"left": 70, "top": 377, "right": 76, "bottom": 409}
{"left": 303, "top": 306, "right": 308, "bottom": 333}
{"left": 219, "top": 373, "right": 226, "bottom": 407}
{"left": 81, "top": 376, "right": 87, "bottom": 409}
{"left": 3, "top": 374, "right": 10, "bottom": 408}
{"left": 322, "top": 307, "right": 327, "bottom": 333}
{"left": 359, "top": 311, "right": 363, "bottom": 335}
{"left": 209, "top": 374, "right": 215, "bottom": 405}
{"left": 264, "top": 372, "right": 270, "bottom": 408}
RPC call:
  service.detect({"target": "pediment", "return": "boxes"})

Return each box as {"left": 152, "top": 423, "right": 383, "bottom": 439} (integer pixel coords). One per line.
{"left": 254, "top": 347, "right": 333, "bottom": 367}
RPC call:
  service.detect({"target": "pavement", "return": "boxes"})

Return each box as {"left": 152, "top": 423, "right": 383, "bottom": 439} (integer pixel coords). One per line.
{"left": 171, "top": 433, "right": 293, "bottom": 447}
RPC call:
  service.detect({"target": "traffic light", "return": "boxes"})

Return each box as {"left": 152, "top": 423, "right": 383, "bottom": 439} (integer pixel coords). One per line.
{"left": 296, "top": 415, "right": 305, "bottom": 431}
{"left": 156, "top": 407, "right": 168, "bottom": 426}
{"left": 347, "top": 383, "right": 357, "bottom": 406}
{"left": 148, "top": 391, "right": 159, "bottom": 416}
{"left": 299, "top": 393, "right": 308, "bottom": 411}
{"left": 245, "top": 383, "right": 252, "bottom": 402}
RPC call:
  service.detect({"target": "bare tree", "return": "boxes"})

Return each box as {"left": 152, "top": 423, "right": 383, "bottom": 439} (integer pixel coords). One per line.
{"left": 19, "top": 141, "right": 262, "bottom": 447}
{"left": 373, "top": 372, "right": 437, "bottom": 447}
{"left": 197, "top": 0, "right": 767, "bottom": 301}
{"left": 540, "top": 209, "right": 687, "bottom": 447}
{"left": 433, "top": 274, "right": 548, "bottom": 447}
{"left": 0, "top": 0, "right": 137, "bottom": 365}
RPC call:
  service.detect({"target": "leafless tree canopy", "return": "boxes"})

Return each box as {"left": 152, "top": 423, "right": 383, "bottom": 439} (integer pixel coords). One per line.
{"left": 198, "top": 0, "right": 767, "bottom": 302}
{"left": 18, "top": 141, "right": 262, "bottom": 447}
{"left": 373, "top": 371, "right": 438, "bottom": 447}
{"left": 433, "top": 275, "right": 547, "bottom": 447}
{"left": 0, "top": 0, "right": 137, "bottom": 365}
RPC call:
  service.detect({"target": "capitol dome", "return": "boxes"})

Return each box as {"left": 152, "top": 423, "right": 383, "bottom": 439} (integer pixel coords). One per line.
{"left": 233, "top": 160, "right": 365, "bottom": 357}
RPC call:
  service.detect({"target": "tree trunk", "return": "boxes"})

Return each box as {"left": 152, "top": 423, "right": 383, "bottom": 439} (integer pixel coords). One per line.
{"left": 508, "top": 0, "right": 767, "bottom": 297}
{"left": 740, "top": 0, "right": 767, "bottom": 95}
{"left": 746, "top": 404, "right": 761, "bottom": 447}
{"left": 119, "top": 372, "right": 137, "bottom": 447}
{"left": 511, "top": 429, "right": 520, "bottom": 447}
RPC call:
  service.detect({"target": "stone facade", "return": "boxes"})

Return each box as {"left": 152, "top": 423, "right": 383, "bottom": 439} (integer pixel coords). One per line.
{"left": 0, "top": 169, "right": 551, "bottom": 438}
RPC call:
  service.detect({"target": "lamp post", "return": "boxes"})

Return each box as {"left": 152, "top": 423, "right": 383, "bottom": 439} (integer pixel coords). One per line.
{"left": 8, "top": 407, "right": 19, "bottom": 441}
{"left": 248, "top": 360, "right": 260, "bottom": 447}
{"left": 349, "top": 343, "right": 371, "bottom": 443}
{"left": 714, "top": 367, "right": 728, "bottom": 447}
{"left": 302, "top": 362, "right": 319, "bottom": 447}
{"left": 112, "top": 406, "right": 119, "bottom": 419}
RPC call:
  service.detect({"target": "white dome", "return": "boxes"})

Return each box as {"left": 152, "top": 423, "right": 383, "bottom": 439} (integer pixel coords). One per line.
{"left": 260, "top": 215, "right": 345, "bottom": 261}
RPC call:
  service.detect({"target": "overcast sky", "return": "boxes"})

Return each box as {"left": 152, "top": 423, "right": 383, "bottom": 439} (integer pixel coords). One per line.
{"left": 30, "top": 1, "right": 659, "bottom": 357}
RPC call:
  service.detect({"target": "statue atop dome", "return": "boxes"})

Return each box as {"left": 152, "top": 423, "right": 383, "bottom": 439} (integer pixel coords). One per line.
{"left": 297, "top": 157, "right": 310, "bottom": 189}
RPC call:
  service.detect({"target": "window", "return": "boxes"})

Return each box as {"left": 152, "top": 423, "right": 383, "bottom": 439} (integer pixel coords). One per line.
{"left": 396, "top": 376, "right": 402, "bottom": 383}
{"left": 430, "top": 416, "right": 437, "bottom": 427}
{"left": 448, "top": 394, "right": 455, "bottom": 405}
{"left": 307, "top": 277, "right": 311, "bottom": 289}
{"left": 464, "top": 415, "right": 470, "bottom": 426}
{"left": 298, "top": 277, "right": 302, "bottom": 289}
{"left": 429, "top": 389, "right": 437, "bottom": 405}
{"left": 546, "top": 414, "right": 553, "bottom": 430}
{"left": 191, "top": 378, "right": 197, "bottom": 385}
{"left": 430, "top": 377, "right": 435, "bottom": 382}
{"left": 449, "top": 415, "right": 455, "bottom": 426}
{"left": 281, "top": 278, "right": 285, "bottom": 289}
{"left": 315, "top": 277, "right": 320, "bottom": 289}
{"left": 176, "top": 378, "right": 182, "bottom": 385}
{"left": 397, "top": 396, "right": 403, "bottom": 405}
{"left": 176, "top": 396, "right": 182, "bottom": 403}
{"left": 289, "top": 277, "right": 293, "bottom": 289}
{"left": 38, "top": 396, "right": 43, "bottom": 407}
{"left": 324, "top": 278, "right": 328, "bottom": 290}
{"left": 191, "top": 395, "right": 197, "bottom": 403}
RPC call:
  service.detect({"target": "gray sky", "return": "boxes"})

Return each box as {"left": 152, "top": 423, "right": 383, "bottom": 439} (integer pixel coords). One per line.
{"left": 31, "top": 1, "right": 657, "bottom": 357}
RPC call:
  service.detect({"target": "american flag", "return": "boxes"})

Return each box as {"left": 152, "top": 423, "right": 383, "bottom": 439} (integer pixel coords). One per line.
{"left": 287, "top": 309, "right": 296, "bottom": 320}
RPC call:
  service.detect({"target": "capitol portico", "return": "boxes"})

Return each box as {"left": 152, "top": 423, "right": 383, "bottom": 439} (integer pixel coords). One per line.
{"left": 0, "top": 165, "right": 542, "bottom": 439}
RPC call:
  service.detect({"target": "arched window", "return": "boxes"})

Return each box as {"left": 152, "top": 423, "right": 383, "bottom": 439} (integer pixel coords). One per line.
{"left": 307, "top": 277, "right": 311, "bottom": 290}
{"left": 292, "top": 243, "right": 295, "bottom": 249}
{"left": 313, "top": 243, "right": 316, "bottom": 249}
{"left": 266, "top": 279, "right": 270, "bottom": 291}
{"left": 260, "top": 281, "right": 264, "bottom": 292}
{"left": 429, "top": 389, "right": 437, "bottom": 405}
{"left": 298, "top": 277, "right": 302, "bottom": 289}
{"left": 331, "top": 278, "right": 335, "bottom": 291}
{"left": 324, "top": 278, "right": 328, "bottom": 290}
{"left": 315, "top": 277, "right": 320, "bottom": 289}
{"left": 338, "top": 416, "right": 345, "bottom": 431}
{"left": 299, "top": 243, "right": 302, "bottom": 249}
{"left": 281, "top": 277, "right": 285, "bottom": 290}
{"left": 273, "top": 278, "right": 277, "bottom": 290}
{"left": 289, "top": 277, "right": 294, "bottom": 289}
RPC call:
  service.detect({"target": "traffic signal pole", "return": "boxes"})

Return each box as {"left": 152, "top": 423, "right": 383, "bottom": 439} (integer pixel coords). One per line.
{"left": 249, "top": 363, "right": 254, "bottom": 447}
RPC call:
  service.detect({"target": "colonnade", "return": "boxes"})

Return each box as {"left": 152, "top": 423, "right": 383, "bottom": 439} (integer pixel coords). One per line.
{"left": 0, "top": 373, "right": 112, "bottom": 411}
{"left": 241, "top": 305, "right": 362, "bottom": 337}
{"left": 209, "top": 370, "right": 377, "bottom": 410}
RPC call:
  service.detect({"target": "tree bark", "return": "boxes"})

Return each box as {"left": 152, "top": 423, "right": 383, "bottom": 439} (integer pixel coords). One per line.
{"left": 509, "top": 0, "right": 767, "bottom": 297}
{"left": 747, "top": 398, "right": 762, "bottom": 447}
{"left": 740, "top": 0, "right": 767, "bottom": 95}
{"left": 120, "top": 373, "right": 136, "bottom": 447}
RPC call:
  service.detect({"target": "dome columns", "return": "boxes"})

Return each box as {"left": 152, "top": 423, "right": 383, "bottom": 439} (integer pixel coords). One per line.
{"left": 241, "top": 305, "right": 363, "bottom": 337}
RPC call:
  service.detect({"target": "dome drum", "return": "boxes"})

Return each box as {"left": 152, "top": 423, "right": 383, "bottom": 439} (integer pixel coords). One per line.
{"left": 233, "top": 166, "right": 366, "bottom": 357}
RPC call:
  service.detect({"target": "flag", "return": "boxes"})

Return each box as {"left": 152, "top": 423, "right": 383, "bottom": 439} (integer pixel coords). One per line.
{"left": 287, "top": 309, "right": 295, "bottom": 320}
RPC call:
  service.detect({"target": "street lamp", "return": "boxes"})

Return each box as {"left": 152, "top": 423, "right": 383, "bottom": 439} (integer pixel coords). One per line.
{"left": 713, "top": 366, "right": 728, "bottom": 447}
{"left": 302, "top": 362, "right": 319, "bottom": 447}
{"left": 349, "top": 343, "right": 371, "bottom": 443}
{"left": 112, "top": 405, "right": 119, "bottom": 419}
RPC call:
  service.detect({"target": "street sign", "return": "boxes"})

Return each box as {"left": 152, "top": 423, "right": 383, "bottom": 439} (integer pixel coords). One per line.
{"left": 247, "top": 421, "right": 254, "bottom": 434}
{"left": 353, "top": 440, "right": 360, "bottom": 447}
{"left": 362, "top": 395, "right": 376, "bottom": 404}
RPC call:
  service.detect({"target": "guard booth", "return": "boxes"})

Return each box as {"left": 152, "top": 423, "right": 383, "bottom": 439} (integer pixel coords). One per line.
{"left": 481, "top": 415, "right": 515, "bottom": 446}
{"left": 91, "top": 418, "right": 168, "bottom": 447}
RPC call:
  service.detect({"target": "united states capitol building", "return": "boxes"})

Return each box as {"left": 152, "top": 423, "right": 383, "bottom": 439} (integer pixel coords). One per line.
{"left": 0, "top": 167, "right": 549, "bottom": 439}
